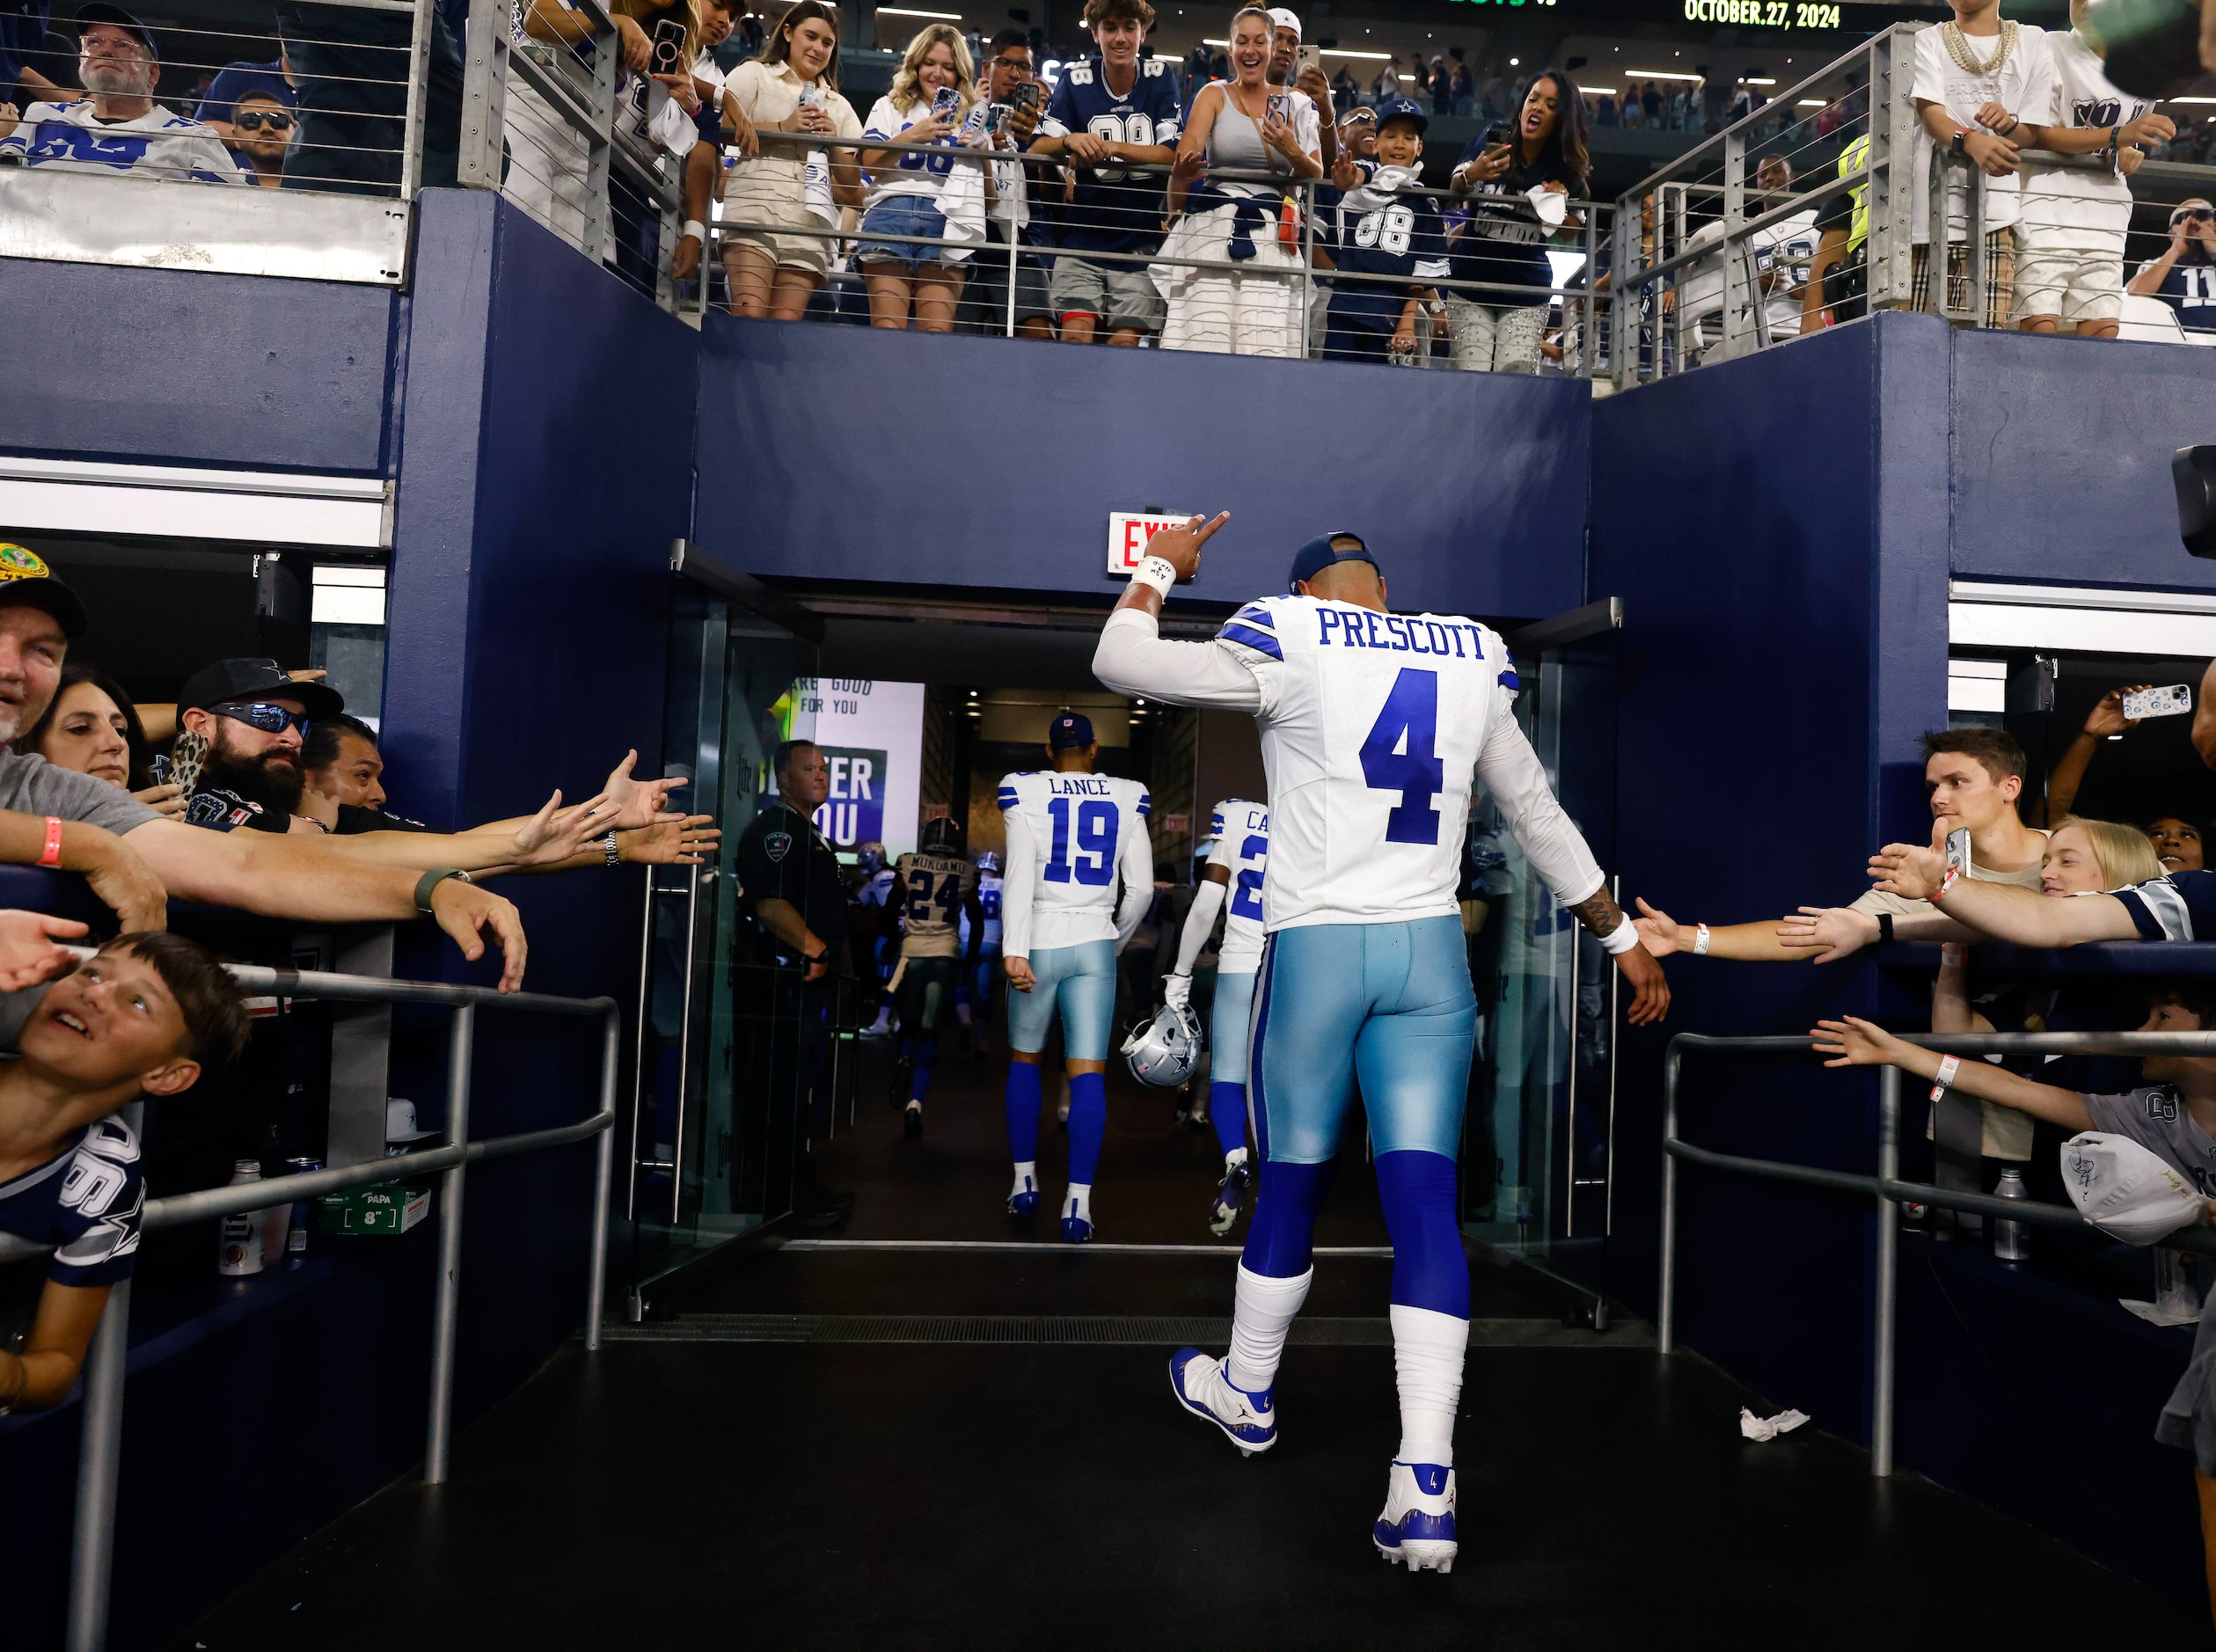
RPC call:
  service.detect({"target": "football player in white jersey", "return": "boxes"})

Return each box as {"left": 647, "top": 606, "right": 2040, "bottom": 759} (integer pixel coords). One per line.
{"left": 1166, "top": 797, "right": 1269, "bottom": 1234}
{"left": 998, "top": 712, "right": 1154, "bottom": 1241}
{"left": 1094, "top": 517, "right": 1668, "bottom": 1572}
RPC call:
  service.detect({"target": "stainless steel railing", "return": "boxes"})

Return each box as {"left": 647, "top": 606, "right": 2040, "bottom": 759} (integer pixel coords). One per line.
{"left": 1659, "top": 1028, "right": 2216, "bottom": 1481}
{"left": 62, "top": 961, "right": 620, "bottom": 1652}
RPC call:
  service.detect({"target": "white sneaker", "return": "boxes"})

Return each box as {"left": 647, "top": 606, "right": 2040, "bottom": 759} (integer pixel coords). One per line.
{"left": 1371, "top": 1460, "right": 1457, "bottom": 1573}
{"left": 1167, "top": 1349, "right": 1276, "bottom": 1456}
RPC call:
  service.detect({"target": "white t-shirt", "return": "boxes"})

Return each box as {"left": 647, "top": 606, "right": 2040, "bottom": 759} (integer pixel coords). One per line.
{"left": 1910, "top": 21, "right": 2055, "bottom": 242}
{"left": 0, "top": 100, "right": 245, "bottom": 183}
{"left": 2019, "top": 31, "right": 2147, "bottom": 250}
{"left": 1679, "top": 209, "right": 1820, "bottom": 347}
{"left": 1207, "top": 798, "right": 1270, "bottom": 969}
{"left": 860, "top": 92, "right": 970, "bottom": 208}
{"left": 1093, "top": 600, "right": 1607, "bottom": 932}
{"left": 997, "top": 770, "right": 1154, "bottom": 954}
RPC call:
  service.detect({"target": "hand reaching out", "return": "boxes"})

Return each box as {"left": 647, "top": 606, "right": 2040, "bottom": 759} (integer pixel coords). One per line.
{"left": 1776, "top": 906, "right": 1880, "bottom": 965}
{"left": 592, "top": 750, "right": 689, "bottom": 831}
{"left": 622, "top": 815, "right": 720, "bottom": 865}
{"left": 1810, "top": 1014, "right": 1909, "bottom": 1068}
{"left": 1868, "top": 836, "right": 1948, "bottom": 901}
{"left": 1629, "top": 896, "right": 1685, "bottom": 957}
{"left": 0, "top": 910, "right": 89, "bottom": 991}
{"left": 510, "top": 789, "right": 615, "bottom": 868}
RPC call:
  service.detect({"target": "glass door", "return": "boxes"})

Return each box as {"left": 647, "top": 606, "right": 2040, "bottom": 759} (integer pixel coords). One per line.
{"left": 1460, "top": 623, "right": 1620, "bottom": 1312}
{"left": 624, "top": 578, "right": 820, "bottom": 1314}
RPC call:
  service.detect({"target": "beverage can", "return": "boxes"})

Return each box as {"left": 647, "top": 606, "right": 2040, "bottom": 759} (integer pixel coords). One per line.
{"left": 217, "top": 1158, "right": 267, "bottom": 1277}
{"left": 286, "top": 1158, "right": 320, "bottom": 1257}
{"left": 798, "top": 84, "right": 823, "bottom": 110}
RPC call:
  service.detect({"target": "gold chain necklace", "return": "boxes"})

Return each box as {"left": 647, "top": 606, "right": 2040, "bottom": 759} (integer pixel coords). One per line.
{"left": 1940, "top": 18, "right": 2017, "bottom": 77}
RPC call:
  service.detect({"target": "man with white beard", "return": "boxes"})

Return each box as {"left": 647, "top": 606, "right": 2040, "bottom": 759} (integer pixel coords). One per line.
{"left": 0, "top": 4, "right": 244, "bottom": 183}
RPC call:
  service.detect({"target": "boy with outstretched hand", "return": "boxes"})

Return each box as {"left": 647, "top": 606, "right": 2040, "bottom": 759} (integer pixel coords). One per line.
{"left": 0, "top": 929, "right": 248, "bottom": 1412}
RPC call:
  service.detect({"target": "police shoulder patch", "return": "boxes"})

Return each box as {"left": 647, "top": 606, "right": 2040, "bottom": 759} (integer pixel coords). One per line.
{"left": 764, "top": 830, "right": 793, "bottom": 863}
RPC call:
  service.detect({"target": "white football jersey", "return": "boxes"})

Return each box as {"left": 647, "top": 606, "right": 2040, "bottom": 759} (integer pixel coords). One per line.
{"left": 894, "top": 851, "right": 976, "bottom": 960}
{"left": 997, "top": 770, "right": 1154, "bottom": 954}
{"left": 1207, "top": 798, "right": 1269, "bottom": 969}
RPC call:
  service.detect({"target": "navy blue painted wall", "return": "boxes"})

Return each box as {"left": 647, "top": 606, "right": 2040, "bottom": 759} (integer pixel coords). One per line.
{"left": 1950, "top": 325, "right": 2216, "bottom": 590}
{"left": 693, "top": 315, "right": 1591, "bottom": 621}
{"left": 0, "top": 256, "right": 398, "bottom": 474}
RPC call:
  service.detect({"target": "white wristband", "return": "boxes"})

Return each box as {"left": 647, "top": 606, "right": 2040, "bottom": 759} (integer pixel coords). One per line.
{"left": 1692, "top": 922, "right": 1711, "bottom": 957}
{"left": 683, "top": 218, "right": 707, "bottom": 242}
{"left": 1601, "top": 918, "right": 1642, "bottom": 955}
{"left": 1930, "top": 1054, "right": 1960, "bottom": 1102}
{"left": 1130, "top": 554, "right": 1179, "bottom": 597}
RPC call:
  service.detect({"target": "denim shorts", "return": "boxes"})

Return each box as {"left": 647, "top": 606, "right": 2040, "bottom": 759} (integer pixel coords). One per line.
{"left": 856, "top": 194, "right": 954, "bottom": 270}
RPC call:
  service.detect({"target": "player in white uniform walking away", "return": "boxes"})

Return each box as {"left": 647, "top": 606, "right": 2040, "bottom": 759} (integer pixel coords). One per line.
{"left": 1093, "top": 518, "right": 1669, "bottom": 1571}
{"left": 999, "top": 713, "right": 1154, "bottom": 1241}
{"left": 886, "top": 818, "right": 985, "bottom": 1135}
{"left": 1166, "top": 797, "right": 1269, "bottom": 1234}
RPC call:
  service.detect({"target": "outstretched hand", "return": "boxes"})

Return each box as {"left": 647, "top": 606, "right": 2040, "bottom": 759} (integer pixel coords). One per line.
{"left": 1810, "top": 1014, "right": 1905, "bottom": 1068}
{"left": 1777, "top": 905, "right": 1879, "bottom": 965}
{"left": 0, "top": 910, "right": 89, "bottom": 991}
{"left": 511, "top": 789, "right": 616, "bottom": 867}
{"left": 1630, "top": 896, "right": 1684, "bottom": 957}
{"left": 591, "top": 750, "right": 690, "bottom": 832}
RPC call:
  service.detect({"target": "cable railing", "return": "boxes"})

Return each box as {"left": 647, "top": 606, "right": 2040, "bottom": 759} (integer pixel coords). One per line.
{"left": 704, "top": 128, "right": 1615, "bottom": 371}
{"left": 1610, "top": 22, "right": 2216, "bottom": 385}
{"left": 61, "top": 961, "right": 619, "bottom": 1652}
{"left": 1660, "top": 1028, "right": 2216, "bottom": 1481}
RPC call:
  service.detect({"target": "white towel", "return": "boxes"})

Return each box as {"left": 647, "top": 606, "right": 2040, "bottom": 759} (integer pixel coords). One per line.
{"left": 801, "top": 150, "right": 836, "bottom": 225}
{"left": 1527, "top": 182, "right": 1569, "bottom": 230}
{"left": 937, "top": 150, "right": 989, "bottom": 263}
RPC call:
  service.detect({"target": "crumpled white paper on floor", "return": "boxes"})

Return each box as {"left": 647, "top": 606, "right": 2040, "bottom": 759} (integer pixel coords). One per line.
{"left": 1739, "top": 1406, "right": 1810, "bottom": 1443}
{"left": 2120, "top": 1297, "right": 2201, "bottom": 1327}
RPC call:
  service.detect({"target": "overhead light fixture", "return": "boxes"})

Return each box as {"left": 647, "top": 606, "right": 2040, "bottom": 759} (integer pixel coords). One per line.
{"left": 1744, "top": 77, "right": 1775, "bottom": 84}
{"left": 1797, "top": 97, "right": 1826, "bottom": 106}
{"left": 2173, "top": 94, "right": 2216, "bottom": 103}
{"left": 1631, "top": 69, "right": 1702, "bottom": 80}
{"left": 1583, "top": 85, "right": 1618, "bottom": 95}
{"left": 876, "top": 5, "right": 962, "bottom": 16}
{"left": 1321, "top": 47, "right": 1392, "bottom": 58}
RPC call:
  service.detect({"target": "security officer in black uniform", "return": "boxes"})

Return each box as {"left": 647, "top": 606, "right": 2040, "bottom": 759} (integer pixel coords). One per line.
{"left": 734, "top": 738, "right": 855, "bottom": 1224}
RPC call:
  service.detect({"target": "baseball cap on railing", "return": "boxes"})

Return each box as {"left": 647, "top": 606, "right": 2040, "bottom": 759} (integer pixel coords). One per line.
{"left": 1287, "top": 531, "right": 1380, "bottom": 591}
{"left": 2061, "top": 1131, "right": 2207, "bottom": 1244}
{"left": 0, "top": 545, "right": 88, "bottom": 639}
{"left": 1049, "top": 712, "right": 1095, "bottom": 750}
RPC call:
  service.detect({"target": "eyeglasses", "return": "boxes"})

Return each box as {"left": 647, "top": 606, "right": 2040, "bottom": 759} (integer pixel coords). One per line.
{"left": 235, "top": 109, "right": 293, "bottom": 133}
{"left": 2175, "top": 207, "right": 2214, "bottom": 224}
{"left": 216, "top": 702, "right": 311, "bottom": 737}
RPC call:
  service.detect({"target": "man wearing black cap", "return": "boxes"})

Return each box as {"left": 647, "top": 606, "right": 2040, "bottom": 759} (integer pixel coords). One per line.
{"left": 0, "top": 4, "right": 244, "bottom": 182}
{"left": 173, "top": 658, "right": 346, "bottom": 835}
{"left": 0, "top": 552, "right": 535, "bottom": 990}
{"left": 1095, "top": 515, "right": 1668, "bottom": 1573}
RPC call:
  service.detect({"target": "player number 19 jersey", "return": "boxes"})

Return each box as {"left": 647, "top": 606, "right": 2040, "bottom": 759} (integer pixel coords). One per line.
{"left": 1207, "top": 799, "right": 1269, "bottom": 969}
{"left": 1215, "top": 595, "right": 1596, "bottom": 930}
{"left": 998, "top": 770, "right": 1152, "bottom": 953}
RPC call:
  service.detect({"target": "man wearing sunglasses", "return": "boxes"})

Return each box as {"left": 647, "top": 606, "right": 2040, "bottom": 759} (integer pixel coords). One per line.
{"left": 193, "top": 62, "right": 297, "bottom": 188}
{"left": 2128, "top": 196, "right": 2216, "bottom": 333}
{"left": 174, "top": 659, "right": 339, "bottom": 835}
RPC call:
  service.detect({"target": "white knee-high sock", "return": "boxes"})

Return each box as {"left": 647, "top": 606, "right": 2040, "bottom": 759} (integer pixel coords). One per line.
{"left": 1390, "top": 1304, "right": 1468, "bottom": 1466}
{"left": 1226, "top": 1263, "right": 1312, "bottom": 1394}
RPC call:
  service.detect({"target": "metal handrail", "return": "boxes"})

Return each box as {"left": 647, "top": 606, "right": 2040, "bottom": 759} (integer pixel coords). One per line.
{"left": 63, "top": 964, "right": 621, "bottom": 1652}
{"left": 1659, "top": 1027, "right": 2216, "bottom": 1484}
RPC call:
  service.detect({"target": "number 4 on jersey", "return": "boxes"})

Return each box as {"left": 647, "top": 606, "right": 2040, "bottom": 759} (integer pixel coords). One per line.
{"left": 1360, "top": 667, "right": 1444, "bottom": 845}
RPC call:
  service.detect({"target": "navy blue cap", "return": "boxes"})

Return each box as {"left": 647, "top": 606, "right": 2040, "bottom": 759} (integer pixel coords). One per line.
{"left": 1372, "top": 95, "right": 1428, "bottom": 133}
{"left": 1287, "top": 531, "right": 1379, "bottom": 592}
{"left": 1049, "top": 712, "right": 1095, "bottom": 751}
{"left": 195, "top": 61, "right": 297, "bottom": 125}
{"left": 75, "top": 3, "right": 157, "bottom": 61}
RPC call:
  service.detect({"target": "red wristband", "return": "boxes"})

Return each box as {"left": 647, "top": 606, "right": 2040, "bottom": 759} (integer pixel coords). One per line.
{"left": 39, "top": 816, "right": 62, "bottom": 869}
{"left": 1931, "top": 866, "right": 1960, "bottom": 904}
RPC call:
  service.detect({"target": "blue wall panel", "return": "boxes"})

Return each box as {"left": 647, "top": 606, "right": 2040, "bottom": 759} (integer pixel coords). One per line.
{"left": 695, "top": 315, "right": 1591, "bottom": 620}
{"left": 1950, "top": 324, "right": 2216, "bottom": 589}
{"left": 0, "top": 256, "right": 398, "bottom": 473}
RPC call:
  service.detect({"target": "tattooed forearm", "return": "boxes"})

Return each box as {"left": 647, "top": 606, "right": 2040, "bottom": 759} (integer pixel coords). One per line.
{"left": 1568, "top": 888, "right": 1627, "bottom": 939}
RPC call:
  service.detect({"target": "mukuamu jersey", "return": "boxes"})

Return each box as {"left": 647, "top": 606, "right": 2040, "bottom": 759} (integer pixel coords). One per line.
{"left": 998, "top": 770, "right": 1153, "bottom": 954}
{"left": 1043, "top": 56, "right": 1181, "bottom": 254}
{"left": 0, "top": 1115, "right": 144, "bottom": 1287}
{"left": 1208, "top": 798, "right": 1270, "bottom": 969}
{"left": 1093, "top": 597, "right": 1607, "bottom": 932}
{"left": 894, "top": 850, "right": 977, "bottom": 959}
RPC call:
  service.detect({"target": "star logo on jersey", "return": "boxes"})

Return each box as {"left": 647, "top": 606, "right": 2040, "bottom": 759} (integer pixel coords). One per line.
{"left": 764, "top": 830, "right": 792, "bottom": 863}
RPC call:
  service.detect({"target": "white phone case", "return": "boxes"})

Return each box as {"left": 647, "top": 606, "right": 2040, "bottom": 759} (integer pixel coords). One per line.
{"left": 2122, "top": 684, "right": 2193, "bottom": 721}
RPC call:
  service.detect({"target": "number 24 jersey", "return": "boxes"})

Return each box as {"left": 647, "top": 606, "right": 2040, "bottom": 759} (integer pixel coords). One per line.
{"left": 1210, "top": 596, "right": 1605, "bottom": 931}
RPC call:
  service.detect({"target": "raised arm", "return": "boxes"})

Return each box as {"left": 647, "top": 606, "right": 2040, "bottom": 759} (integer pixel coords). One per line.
{"left": 123, "top": 821, "right": 529, "bottom": 990}
{"left": 1092, "top": 514, "right": 1269, "bottom": 711}
{"left": 1811, "top": 1014, "right": 2095, "bottom": 1129}
{"left": 1868, "top": 840, "right": 2140, "bottom": 946}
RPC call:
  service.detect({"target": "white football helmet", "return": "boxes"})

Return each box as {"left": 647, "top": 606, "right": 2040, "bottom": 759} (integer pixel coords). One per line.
{"left": 1123, "top": 1000, "right": 1203, "bottom": 1088}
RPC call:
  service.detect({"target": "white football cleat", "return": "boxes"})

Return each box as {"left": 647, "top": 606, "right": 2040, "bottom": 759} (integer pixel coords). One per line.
{"left": 1167, "top": 1349, "right": 1276, "bottom": 1456}
{"left": 1372, "top": 1460, "right": 1457, "bottom": 1573}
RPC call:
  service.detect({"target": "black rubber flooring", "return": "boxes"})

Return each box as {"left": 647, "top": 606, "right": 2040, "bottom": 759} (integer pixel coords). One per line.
{"left": 808, "top": 1030, "right": 1397, "bottom": 1249}
{"left": 176, "top": 1327, "right": 2202, "bottom": 1650}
